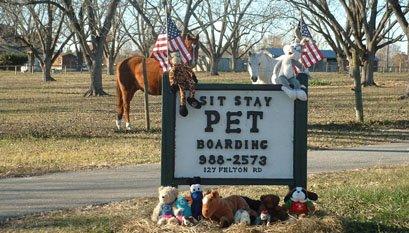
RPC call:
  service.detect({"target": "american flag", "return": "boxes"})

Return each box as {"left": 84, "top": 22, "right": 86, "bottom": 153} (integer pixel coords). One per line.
{"left": 150, "top": 16, "right": 192, "bottom": 71}
{"left": 298, "top": 18, "right": 323, "bottom": 68}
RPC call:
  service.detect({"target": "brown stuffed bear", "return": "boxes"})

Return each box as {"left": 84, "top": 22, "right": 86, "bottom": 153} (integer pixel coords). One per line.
{"left": 241, "top": 194, "right": 288, "bottom": 224}
{"left": 202, "top": 190, "right": 256, "bottom": 228}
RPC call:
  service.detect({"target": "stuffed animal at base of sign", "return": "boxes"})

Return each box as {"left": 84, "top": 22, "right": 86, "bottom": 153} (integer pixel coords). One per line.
{"left": 284, "top": 187, "right": 318, "bottom": 216}
{"left": 233, "top": 209, "right": 251, "bottom": 225}
{"left": 169, "top": 51, "right": 201, "bottom": 117}
{"left": 259, "top": 210, "right": 271, "bottom": 225}
{"left": 202, "top": 190, "right": 257, "bottom": 228}
{"left": 187, "top": 177, "right": 203, "bottom": 221}
{"left": 272, "top": 38, "right": 309, "bottom": 101}
{"left": 175, "top": 195, "right": 198, "bottom": 226}
{"left": 151, "top": 186, "right": 179, "bottom": 225}
{"left": 241, "top": 194, "right": 288, "bottom": 224}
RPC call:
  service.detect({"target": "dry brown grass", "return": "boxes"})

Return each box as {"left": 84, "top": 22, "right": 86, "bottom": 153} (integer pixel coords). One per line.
{"left": 0, "top": 71, "right": 408, "bottom": 178}
{"left": 2, "top": 166, "right": 408, "bottom": 233}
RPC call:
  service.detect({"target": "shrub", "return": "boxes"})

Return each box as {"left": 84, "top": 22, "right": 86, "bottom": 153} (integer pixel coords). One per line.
{"left": 0, "top": 53, "right": 28, "bottom": 66}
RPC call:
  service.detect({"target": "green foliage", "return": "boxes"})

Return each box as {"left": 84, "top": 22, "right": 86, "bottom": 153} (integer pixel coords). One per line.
{"left": 0, "top": 52, "right": 28, "bottom": 66}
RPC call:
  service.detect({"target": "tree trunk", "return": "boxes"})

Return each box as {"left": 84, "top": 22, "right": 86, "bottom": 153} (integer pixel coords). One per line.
{"left": 42, "top": 56, "right": 55, "bottom": 82}
{"left": 107, "top": 55, "right": 115, "bottom": 75}
{"left": 76, "top": 50, "right": 83, "bottom": 71}
{"left": 210, "top": 56, "right": 220, "bottom": 76}
{"left": 84, "top": 47, "right": 108, "bottom": 96}
{"left": 337, "top": 55, "right": 347, "bottom": 73}
{"left": 28, "top": 52, "right": 35, "bottom": 73}
{"left": 362, "top": 52, "right": 376, "bottom": 86}
{"left": 350, "top": 51, "right": 364, "bottom": 123}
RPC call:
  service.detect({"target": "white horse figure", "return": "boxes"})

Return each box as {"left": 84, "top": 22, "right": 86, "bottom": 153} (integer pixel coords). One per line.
{"left": 247, "top": 50, "right": 278, "bottom": 84}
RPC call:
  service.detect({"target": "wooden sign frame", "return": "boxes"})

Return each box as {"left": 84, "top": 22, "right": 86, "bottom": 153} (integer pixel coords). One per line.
{"left": 161, "top": 73, "right": 308, "bottom": 189}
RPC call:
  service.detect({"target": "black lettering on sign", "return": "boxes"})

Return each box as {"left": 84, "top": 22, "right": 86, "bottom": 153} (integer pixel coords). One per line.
{"left": 217, "top": 96, "right": 226, "bottom": 106}
{"left": 215, "top": 140, "right": 223, "bottom": 149}
{"left": 244, "top": 96, "right": 252, "bottom": 106}
{"left": 260, "top": 140, "right": 268, "bottom": 149}
{"left": 209, "top": 96, "right": 214, "bottom": 105}
{"left": 197, "top": 140, "right": 204, "bottom": 149}
{"left": 225, "top": 139, "right": 233, "bottom": 149}
{"left": 199, "top": 96, "right": 207, "bottom": 106}
{"left": 254, "top": 97, "right": 262, "bottom": 107}
{"left": 205, "top": 110, "right": 220, "bottom": 132}
{"left": 264, "top": 97, "right": 272, "bottom": 106}
{"left": 247, "top": 111, "right": 263, "bottom": 133}
{"left": 226, "top": 111, "right": 242, "bottom": 133}
{"left": 234, "top": 96, "right": 241, "bottom": 106}
{"left": 251, "top": 140, "right": 258, "bottom": 149}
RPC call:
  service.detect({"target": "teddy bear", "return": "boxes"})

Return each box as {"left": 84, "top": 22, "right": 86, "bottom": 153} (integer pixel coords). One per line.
{"left": 151, "top": 186, "right": 179, "bottom": 225}
{"left": 271, "top": 38, "right": 309, "bottom": 101}
{"left": 175, "top": 195, "right": 198, "bottom": 226}
{"left": 241, "top": 194, "right": 288, "bottom": 225}
{"left": 169, "top": 51, "right": 201, "bottom": 117}
{"left": 202, "top": 190, "right": 257, "bottom": 228}
{"left": 284, "top": 187, "right": 318, "bottom": 216}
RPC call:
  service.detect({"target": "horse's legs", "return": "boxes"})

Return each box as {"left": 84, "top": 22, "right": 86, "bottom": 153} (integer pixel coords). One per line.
{"left": 123, "top": 88, "right": 136, "bottom": 130}
{"left": 116, "top": 86, "right": 124, "bottom": 130}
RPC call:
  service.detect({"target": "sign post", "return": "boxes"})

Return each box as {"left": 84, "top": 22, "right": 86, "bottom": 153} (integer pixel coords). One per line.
{"left": 161, "top": 73, "right": 308, "bottom": 188}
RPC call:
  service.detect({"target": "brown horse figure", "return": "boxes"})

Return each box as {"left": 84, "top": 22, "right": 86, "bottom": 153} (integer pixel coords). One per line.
{"left": 115, "top": 34, "right": 200, "bottom": 130}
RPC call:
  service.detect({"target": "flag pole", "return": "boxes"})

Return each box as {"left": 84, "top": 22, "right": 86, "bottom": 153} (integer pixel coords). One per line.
{"left": 163, "top": 0, "right": 171, "bottom": 67}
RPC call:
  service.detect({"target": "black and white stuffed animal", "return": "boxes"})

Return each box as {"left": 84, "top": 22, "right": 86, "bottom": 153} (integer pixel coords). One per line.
{"left": 284, "top": 187, "right": 318, "bottom": 216}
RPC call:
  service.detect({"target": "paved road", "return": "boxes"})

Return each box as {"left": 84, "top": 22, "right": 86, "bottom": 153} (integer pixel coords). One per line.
{"left": 0, "top": 143, "right": 408, "bottom": 222}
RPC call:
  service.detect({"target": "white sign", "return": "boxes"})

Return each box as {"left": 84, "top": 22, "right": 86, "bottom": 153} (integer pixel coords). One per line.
{"left": 174, "top": 90, "right": 294, "bottom": 179}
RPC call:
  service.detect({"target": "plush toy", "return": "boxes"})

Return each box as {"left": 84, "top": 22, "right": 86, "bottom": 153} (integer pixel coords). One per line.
{"left": 151, "top": 186, "right": 179, "bottom": 225}
{"left": 175, "top": 195, "right": 197, "bottom": 226}
{"left": 284, "top": 187, "right": 318, "bottom": 216}
{"left": 272, "top": 38, "right": 309, "bottom": 101}
{"left": 233, "top": 209, "right": 251, "bottom": 225}
{"left": 169, "top": 51, "right": 201, "bottom": 117}
{"left": 188, "top": 176, "right": 203, "bottom": 220}
{"left": 259, "top": 210, "right": 270, "bottom": 225}
{"left": 202, "top": 190, "right": 257, "bottom": 228}
{"left": 241, "top": 194, "right": 288, "bottom": 224}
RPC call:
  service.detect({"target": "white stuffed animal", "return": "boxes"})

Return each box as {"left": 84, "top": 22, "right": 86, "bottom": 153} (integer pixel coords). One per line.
{"left": 272, "top": 39, "right": 309, "bottom": 101}
{"left": 234, "top": 209, "right": 251, "bottom": 225}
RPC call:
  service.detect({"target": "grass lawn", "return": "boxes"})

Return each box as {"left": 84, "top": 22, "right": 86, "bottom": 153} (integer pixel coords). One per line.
{"left": 1, "top": 166, "right": 408, "bottom": 233}
{"left": 0, "top": 71, "right": 408, "bottom": 178}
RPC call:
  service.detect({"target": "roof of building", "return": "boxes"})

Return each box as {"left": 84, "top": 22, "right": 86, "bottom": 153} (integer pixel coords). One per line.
{"left": 265, "top": 47, "right": 337, "bottom": 59}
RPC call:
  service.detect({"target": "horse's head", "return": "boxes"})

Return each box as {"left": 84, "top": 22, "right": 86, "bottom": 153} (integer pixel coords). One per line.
{"left": 183, "top": 34, "right": 200, "bottom": 67}
{"left": 202, "top": 190, "right": 221, "bottom": 218}
{"left": 248, "top": 51, "right": 261, "bottom": 83}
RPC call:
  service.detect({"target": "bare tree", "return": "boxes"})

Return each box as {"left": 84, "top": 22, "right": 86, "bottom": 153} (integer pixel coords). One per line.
{"left": 2, "top": 1, "right": 72, "bottom": 81}
{"left": 125, "top": 0, "right": 203, "bottom": 57}
{"left": 388, "top": 0, "right": 409, "bottom": 99}
{"left": 359, "top": 1, "right": 403, "bottom": 86}
{"left": 288, "top": 0, "right": 368, "bottom": 122}
{"left": 104, "top": 4, "right": 129, "bottom": 75}
{"left": 227, "top": 1, "right": 281, "bottom": 72}
{"left": 193, "top": 0, "right": 254, "bottom": 75}
{"left": 62, "top": 0, "right": 120, "bottom": 96}
{"left": 123, "top": 0, "right": 162, "bottom": 56}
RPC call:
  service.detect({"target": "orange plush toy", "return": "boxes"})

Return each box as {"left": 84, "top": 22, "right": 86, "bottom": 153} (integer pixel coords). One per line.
{"left": 202, "top": 190, "right": 256, "bottom": 228}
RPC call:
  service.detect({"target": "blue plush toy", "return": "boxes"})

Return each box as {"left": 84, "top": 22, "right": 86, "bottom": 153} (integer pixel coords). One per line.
{"left": 189, "top": 177, "right": 203, "bottom": 220}
{"left": 175, "top": 195, "right": 197, "bottom": 225}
